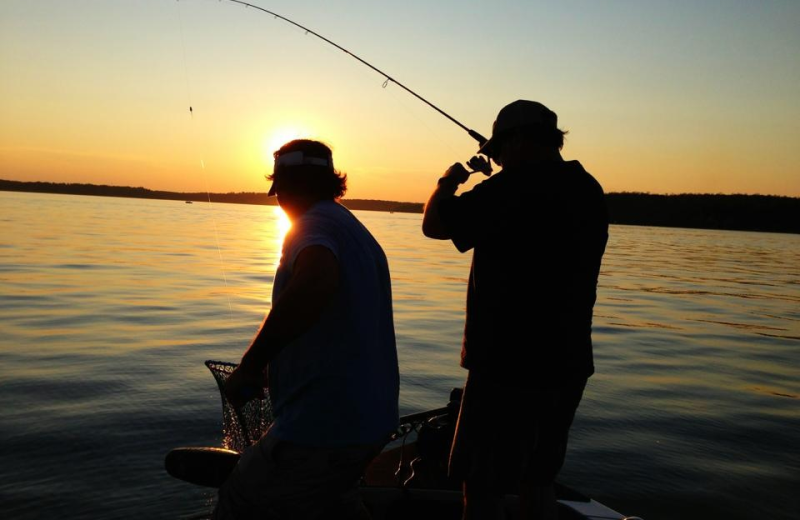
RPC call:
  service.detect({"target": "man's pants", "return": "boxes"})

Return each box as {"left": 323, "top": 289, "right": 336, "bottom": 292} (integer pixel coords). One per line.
{"left": 213, "top": 432, "right": 383, "bottom": 520}
{"left": 449, "top": 374, "right": 587, "bottom": 491}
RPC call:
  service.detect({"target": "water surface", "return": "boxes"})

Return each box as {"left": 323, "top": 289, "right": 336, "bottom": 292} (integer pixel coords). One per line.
{"left": 0, "top": 192, "right": 797, "bottom": 519}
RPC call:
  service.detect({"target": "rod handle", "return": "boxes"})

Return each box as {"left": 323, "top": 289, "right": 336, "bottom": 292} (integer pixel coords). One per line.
{"left": 468, "top": 129, "right": 488, "bottom": 146}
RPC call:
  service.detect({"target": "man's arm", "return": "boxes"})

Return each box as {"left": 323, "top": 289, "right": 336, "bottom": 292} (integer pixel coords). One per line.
{"left": 225, "top": 244, "right": 339, "bottom": 408}
{"left": 422, "top": 162, "right": 470, "bottom": 239}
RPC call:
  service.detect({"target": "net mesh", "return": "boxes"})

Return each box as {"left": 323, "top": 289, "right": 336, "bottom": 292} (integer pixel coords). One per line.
{"left": 205, "top": 360, "right": 274, "bottom": 453}
{"left": 205, "top": 360, "right": 460, "bottom": 457}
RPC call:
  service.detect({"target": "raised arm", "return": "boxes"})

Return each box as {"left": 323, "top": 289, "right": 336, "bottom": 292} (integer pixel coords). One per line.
{"left": 422, "top": 162, "right": 470, "bottom": 239}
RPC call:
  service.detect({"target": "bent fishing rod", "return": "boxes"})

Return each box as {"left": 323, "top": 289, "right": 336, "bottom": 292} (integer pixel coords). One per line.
{"left": 221, "top": 0, "right": 489, "bottom": 149}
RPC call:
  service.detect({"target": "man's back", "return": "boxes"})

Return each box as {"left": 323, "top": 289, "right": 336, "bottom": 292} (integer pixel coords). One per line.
{"left": 440, "top": 160, "right": 608, "bottom": 386}
{"left": 269, "top": 200, "right": 399, "bottom": 446}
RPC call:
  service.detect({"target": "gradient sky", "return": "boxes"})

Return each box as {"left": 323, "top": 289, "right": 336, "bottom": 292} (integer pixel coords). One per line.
{"left": 1, "top": 0, "right": 798, "bottom": 202}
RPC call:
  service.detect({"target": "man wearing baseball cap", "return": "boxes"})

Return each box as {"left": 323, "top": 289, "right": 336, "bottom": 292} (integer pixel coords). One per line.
{"left": 216, "top": 139, "right": 399, "bottom": 519}
{"left": 423, "top": 100, "right": 608, "bottom": 519}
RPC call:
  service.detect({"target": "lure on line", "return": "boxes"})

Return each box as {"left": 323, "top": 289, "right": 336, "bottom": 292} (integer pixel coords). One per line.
{"left": 218, "top": 0, "right": 490, "bottom": 166}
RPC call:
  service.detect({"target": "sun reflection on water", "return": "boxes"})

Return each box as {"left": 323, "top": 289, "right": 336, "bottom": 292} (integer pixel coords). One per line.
{"left": 271, "top": 206, "right": 292, "bottom": 272}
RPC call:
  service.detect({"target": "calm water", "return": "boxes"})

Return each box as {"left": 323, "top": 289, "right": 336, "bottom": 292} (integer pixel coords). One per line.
{"left": 0, "top": 191, "right": 797, "bottom": 520}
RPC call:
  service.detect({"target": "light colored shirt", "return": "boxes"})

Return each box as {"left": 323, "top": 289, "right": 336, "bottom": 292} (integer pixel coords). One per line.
{"left": 268, "top": 201, "right": 399, "bottom": 446}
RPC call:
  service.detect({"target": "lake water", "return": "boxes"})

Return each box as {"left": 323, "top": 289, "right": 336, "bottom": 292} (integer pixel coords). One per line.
{"left": 0, "top": 191, "right": 797, "bottom": 520}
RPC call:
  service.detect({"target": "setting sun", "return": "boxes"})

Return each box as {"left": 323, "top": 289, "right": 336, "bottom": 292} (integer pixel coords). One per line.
{"left": 263, "top": 127, "right": 313, "bottom": 167}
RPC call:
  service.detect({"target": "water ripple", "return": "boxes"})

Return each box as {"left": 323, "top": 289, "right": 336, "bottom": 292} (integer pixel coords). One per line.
{"left": 1, "top": 193, "right": 798, "bottom": 520}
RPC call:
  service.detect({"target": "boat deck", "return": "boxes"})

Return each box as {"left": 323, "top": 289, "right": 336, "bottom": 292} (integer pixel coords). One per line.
{"left": 363, "top": 443, "right": 626, "bottom": 520}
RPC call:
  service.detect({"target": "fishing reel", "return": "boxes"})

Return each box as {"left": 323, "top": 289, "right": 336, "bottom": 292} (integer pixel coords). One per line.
{"left": 466, "top": 154, "right": 493, "bottom": 177}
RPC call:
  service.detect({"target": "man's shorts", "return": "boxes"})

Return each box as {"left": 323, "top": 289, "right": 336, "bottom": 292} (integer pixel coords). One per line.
{"left": 448, "top": 374, "right": 587, "bottom": 491}
{"left": 213, "top": 432, "right": 383, "bottom": 520}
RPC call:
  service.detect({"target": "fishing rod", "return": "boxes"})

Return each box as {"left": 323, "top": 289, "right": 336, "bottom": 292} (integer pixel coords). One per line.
{"left": 221, "top": 0, "right": 489, "bottom": 149}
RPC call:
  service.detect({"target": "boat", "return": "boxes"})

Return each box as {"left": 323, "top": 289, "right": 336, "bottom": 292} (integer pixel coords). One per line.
{"left": 165, "top": 361, "right": 640, "bottom": 519}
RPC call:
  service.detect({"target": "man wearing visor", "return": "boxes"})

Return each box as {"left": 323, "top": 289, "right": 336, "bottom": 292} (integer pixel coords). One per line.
{"left": 422, "top": 101, "right": 609, "bottom": 520}
{"left": 215, "top": 139, "right": 399, "bottom": 519}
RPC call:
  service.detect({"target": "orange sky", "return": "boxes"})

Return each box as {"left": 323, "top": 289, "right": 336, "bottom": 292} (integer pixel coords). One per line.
{"left": 1, "top": 1, "right": 798, "bottom": 201}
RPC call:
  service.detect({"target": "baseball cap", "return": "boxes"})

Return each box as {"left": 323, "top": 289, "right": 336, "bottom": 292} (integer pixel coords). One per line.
{"left": 477, "top": 100, "right": 558, "bottom": 158}
{"left": 267, "top": 149, "right": 334, "bottom": 196}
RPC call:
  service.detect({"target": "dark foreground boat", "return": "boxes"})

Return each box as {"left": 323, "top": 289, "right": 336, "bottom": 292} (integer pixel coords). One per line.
{"left": 165, "top": 361, "right": 639, "bottom": 519}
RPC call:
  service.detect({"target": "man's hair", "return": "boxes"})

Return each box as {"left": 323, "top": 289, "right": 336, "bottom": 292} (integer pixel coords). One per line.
{"left": 500, "top": 124, "right": 568, "bottom": 151}
{"left": 269, "top": 139, "right": 347, "bottom": 199}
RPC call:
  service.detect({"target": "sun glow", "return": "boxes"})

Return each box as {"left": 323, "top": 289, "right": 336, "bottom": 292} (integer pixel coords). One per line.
{"left": 263, "top": 127, "right": 312, "bottom": 167}
{"left": 273, "top": 205, "right": 292, "bottom": 239}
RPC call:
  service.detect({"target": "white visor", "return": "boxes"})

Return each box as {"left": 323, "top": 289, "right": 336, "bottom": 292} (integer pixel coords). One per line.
{"left": 269, "top": 150, "right": 334, "bottom": 196}
{"left": 274, "top": 151, "right": 333, "bottom": 169}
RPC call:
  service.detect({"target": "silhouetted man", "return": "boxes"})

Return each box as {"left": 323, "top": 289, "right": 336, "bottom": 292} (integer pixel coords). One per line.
{"left": 422, "top": 100, "right": 608, "bottom": 520}
{"left": 215, "top": 139, "right": 399, "bottom": 520}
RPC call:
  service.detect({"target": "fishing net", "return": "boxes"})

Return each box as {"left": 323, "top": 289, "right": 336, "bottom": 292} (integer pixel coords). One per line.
{"left": 204, "top": 359, "right": 461, "bottom": 460}
{"left": 205, "top": 360, "right": 274, "bottom": 453}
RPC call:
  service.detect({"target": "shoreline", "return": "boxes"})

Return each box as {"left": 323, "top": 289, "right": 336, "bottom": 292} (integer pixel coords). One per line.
{"left": 2, "top": 179, "right": 798, "bottom": 234}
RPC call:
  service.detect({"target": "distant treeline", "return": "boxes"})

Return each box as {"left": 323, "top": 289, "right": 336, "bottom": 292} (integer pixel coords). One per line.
{"left": 606, "top": 192, "right": 799, "bottom": 234}
{"left": 2, "top": 179, "right": 798, "bottom": 234}
{"left": 0, "top": 179, "right": 423, "bottom": 215}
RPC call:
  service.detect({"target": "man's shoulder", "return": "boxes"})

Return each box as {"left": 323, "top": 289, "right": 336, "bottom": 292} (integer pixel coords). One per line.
{"left": 458, "top": 168, "right": 515, "bottom": 199}
{"left": 298, "top": 200, "right": 380, "bottom": 252}
{"left": 297, "top": 201, "right": 354, "bottom": 229}
{"left": 304, "top": 200, "right": 346, "bottom": 218}
{"left": 564, "top": 160, "right": 603, "bottom": 186}
{"left": 285, "top": 202, "right": 343, "bottom": 247}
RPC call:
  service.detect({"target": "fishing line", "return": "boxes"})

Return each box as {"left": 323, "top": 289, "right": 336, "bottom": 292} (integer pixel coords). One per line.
{"left": 381, "top": 78, "right": 469, "bottom": 157}
{"left": 201, "top": 161, "right": 235, "bottom": 324}
{"left": 175, "top": 1, "right": 194, "bottom": 118}
{"left": 218, "top": 0, "right": 488, "bottom": 147}
{"left": 175, "top": 0, "right": 235, "bottom": 323}
{"left": 177, "top": 4, "right": 268, "bottom": 446}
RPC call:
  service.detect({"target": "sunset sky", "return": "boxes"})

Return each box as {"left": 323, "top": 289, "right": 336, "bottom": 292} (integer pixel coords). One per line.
{"left": 1, "top": 0, "right": 798, "bottom": 202}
